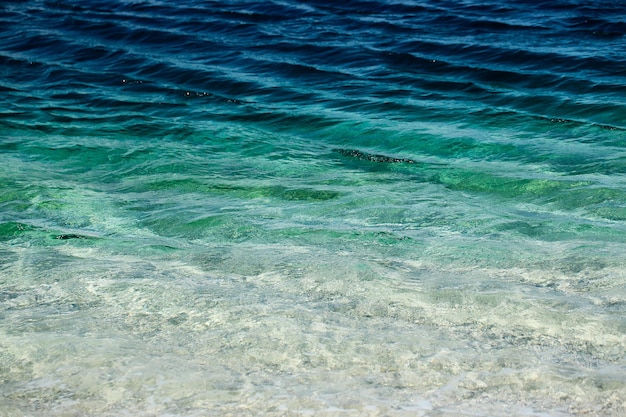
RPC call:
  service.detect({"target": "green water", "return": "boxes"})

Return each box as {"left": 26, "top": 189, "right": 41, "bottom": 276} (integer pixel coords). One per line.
{"left": 2, "top": 116, "right": 626, "bottom": 415}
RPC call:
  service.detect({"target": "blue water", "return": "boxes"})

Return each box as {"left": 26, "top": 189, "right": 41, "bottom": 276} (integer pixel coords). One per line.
{"left": 1, "top": 0, "right": 626, "bottom": 415}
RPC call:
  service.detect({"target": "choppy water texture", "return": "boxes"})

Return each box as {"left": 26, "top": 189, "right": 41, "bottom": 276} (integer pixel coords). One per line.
{"left": 1, "top": 0, "right": 626, "bottom": 416}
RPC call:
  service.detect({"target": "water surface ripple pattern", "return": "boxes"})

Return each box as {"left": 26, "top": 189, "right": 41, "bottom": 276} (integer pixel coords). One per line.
{"left": 1, "top": 0, "right": 626, "bottom": 416}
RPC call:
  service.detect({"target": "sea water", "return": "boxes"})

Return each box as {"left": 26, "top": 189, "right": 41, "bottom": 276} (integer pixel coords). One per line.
{"left": 1, "top": 0, "right": 625, "bottom": 415}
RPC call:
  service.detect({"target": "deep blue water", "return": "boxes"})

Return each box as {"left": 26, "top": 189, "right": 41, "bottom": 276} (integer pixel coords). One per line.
{"left": 1, "top": 1, "right": 626, "bottom": 416}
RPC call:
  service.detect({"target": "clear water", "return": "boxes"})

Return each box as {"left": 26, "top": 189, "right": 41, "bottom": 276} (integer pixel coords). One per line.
{"left": 1, "top": 0, "right": 625, "bottom": 415}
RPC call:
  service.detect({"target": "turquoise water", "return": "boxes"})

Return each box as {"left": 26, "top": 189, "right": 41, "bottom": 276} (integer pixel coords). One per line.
{"left": 1, "top": 0, "right": 626, "bottom": 415}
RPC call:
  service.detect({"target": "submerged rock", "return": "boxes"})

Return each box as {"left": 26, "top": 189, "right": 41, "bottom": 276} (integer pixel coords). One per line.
{"left": 334, "top": 148, "right": 417, "bottom": 164}
{"left": 55, "top": 234, "right": 88, "bottom": 240}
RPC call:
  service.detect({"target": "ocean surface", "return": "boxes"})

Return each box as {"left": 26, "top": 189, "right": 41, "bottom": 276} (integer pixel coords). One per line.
{"left": 1, "top": 0, "right": 626, "bottom": 415}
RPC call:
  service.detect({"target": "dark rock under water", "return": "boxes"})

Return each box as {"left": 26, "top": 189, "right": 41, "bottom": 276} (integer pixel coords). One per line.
{"left": 55, "top": 234, "right": 88, "bottom": 240}
{"left": 334, "top": 148, "right": 418, "bottom": 164}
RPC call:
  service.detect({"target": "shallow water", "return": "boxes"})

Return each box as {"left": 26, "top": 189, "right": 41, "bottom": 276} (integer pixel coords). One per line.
{"left": 1, "top": 0, "right": 626, "bottom": 416}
